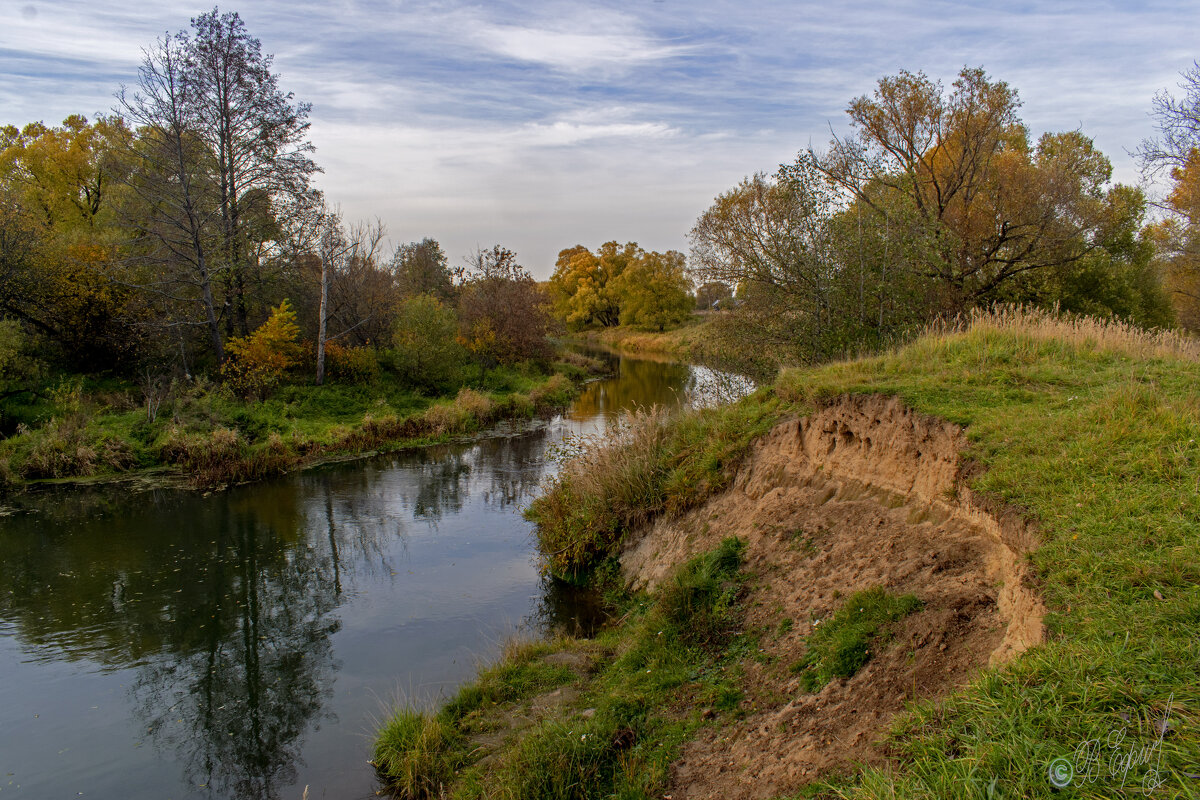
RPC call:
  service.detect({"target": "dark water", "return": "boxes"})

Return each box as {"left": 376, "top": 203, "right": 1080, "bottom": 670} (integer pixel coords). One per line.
{"left": 0, "top": 353, "right": 750, "bottom": 800}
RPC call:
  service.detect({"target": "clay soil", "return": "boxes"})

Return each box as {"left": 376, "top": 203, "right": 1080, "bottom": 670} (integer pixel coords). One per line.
{"left": 620, "top": 395, "right": 1045, "bottom": 799}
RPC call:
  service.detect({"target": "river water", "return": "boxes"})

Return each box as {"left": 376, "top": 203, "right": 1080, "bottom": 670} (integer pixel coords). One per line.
{"left": 0, "top": 353, "right": 750, "bottom": 800}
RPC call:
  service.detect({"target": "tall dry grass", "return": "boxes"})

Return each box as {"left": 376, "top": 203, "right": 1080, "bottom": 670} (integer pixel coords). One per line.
{"left": 929, "top": 304, "right": 1200, "bottom": 362}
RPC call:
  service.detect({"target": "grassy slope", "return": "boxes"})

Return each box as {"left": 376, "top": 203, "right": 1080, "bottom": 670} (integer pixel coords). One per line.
{"left": 374, "top": 539, "right": 755, "bottom": 800}
{"left": 376, "top": 308, "right": 1199, "bottom": 798}
{"left": 771, "top": 312, "right": 1200, "bottom": 799}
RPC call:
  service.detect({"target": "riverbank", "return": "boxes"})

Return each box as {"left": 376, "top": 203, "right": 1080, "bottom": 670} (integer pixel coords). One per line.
{"left": 568, "top": 316, "right": 710, "bottom": 359}
{"left": 376, "top": 307, "right": 1200, "bottom": 798}
{"left": 0, "top": 353, "right": 604, "bottom": 491}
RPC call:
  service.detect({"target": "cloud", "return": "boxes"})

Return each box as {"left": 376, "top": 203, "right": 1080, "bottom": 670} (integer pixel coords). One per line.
{"left": 4, "top": 0, "right": 1199, "bottom": 273}
{"left": 466, "top": 21, "right": 695, "bottom": 73}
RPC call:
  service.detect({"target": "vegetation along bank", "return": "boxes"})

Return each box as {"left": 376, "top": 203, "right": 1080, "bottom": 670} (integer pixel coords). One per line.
{"left": 374, "top": 307, "right": 1199, "bottom": 799}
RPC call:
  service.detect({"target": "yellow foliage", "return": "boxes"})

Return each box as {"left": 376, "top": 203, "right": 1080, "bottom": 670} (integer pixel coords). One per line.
{"left": 222, "top": 300, "right": 302, "bottom": 399}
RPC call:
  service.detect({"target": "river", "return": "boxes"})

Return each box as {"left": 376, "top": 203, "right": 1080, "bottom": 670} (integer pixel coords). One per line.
{"left": 0, "top": 352, "right": 750, "bottom": 800}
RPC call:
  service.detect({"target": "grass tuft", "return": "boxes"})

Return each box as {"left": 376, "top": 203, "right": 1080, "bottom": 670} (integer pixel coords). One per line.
{"left": 791, "top": 587, "right": 921, "bottom": 692}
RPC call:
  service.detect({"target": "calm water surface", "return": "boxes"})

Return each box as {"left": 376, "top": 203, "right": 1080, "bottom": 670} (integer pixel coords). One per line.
{"left": 0, "top": 354, "right": 750, "bottom": 800}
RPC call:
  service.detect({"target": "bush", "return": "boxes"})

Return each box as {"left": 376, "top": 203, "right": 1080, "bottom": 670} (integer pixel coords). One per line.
{"left": 391, "top": 295, "right": 467, "bottom": 390}
{"left": 222, "top": 301, "right": 303, "bottom": 400}
{"left": 323, "top": 340, "right": 379, "bottom": 384}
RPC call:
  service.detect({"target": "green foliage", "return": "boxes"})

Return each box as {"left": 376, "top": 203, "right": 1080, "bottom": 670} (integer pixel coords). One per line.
{"left": 791, "top": 587, "right": 921, "bottom": 692}
{"left": 526, "top": 395, "right": 778, "bottom": 580}
{"left": 391, "top": 294, "right": 467, "bottom": 390}
{"left": 222, "top": 300, "right": 302, "bottom": 400}
{"left": 657, "top": 536, "right": 747, "bottom": 646}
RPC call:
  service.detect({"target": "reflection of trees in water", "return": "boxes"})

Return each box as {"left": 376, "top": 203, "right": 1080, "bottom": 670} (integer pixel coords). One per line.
{"left": 128, "top": 509, "right": 342, "bottom": 800}
{"left": 570, "top": 356, "right": 693, "bottom": 420}
{"left": 0, "top": 479, "right": 378, "bottom": 800}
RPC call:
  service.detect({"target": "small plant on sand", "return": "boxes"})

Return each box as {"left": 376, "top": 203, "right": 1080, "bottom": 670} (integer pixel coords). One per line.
{"left": 792, "top": 587, "right": 921, "bottom": 692}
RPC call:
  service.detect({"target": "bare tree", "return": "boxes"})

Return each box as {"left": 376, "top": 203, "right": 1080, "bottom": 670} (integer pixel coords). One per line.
{"left": 314, "top": 212, "right": 387, "bottom": 385}
{"left": 1137, "top": 61, "right": 1200, "bottom": 179}
{"left": 185, "top": 9, "right": 319, "bottom": 337}
{"left": 116, "top": 33, "right": 225, "bottom": 364}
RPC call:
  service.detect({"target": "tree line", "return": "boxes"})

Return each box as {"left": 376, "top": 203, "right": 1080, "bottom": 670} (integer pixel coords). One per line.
{"left": 0, "top": 9, "right": 554, "bottom": 415}
{"left": 688, "top": 66, "right": 1198, "bottom": 376}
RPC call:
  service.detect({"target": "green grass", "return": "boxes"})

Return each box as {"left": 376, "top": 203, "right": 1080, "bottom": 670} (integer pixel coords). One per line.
{"left": 790, "top": 587, "right": 921, "bottom": 692}
{"left": 373, "top": 539, "right": 752, "bottom": 800}
{"left": 525, "top": 393, "right": 779, "bottom": 581}
{"left": 766, "top": 320, "right": 1200, "bottom": 798}
{"left": 529, "top": 309, "right": 1200, "bottom": 799}
{"left": 0, "top": 356, "right": 593, "bottom": 489}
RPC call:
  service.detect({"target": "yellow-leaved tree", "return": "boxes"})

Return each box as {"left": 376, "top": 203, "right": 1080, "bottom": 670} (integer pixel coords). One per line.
{"left": 222, "top": 301, "right": 302, "bottom": 400}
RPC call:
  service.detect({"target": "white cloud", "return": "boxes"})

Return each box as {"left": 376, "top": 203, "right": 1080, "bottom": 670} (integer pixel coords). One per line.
{"left": 467, "top": 22, "right": 694, "bottom": 73}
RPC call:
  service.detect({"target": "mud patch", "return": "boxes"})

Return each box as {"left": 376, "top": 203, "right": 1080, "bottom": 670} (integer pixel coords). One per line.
{"left": 620, "top": 394, "right": 1045, "bottom": 799}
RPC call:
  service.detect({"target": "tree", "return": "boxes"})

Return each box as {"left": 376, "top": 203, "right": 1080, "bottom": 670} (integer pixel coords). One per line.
{"left": 456, "top": 246, "right": 553, "bottom": 367}
{"left": 391, "top": 294, "right": 466, "bottom": 390}
{"left": 813, "top": 67, "right": 1118, "bottom": 311}
{"left": 184, "top": 9, "right": 318, "bottom": 337}
{"left": 313, "top": 213, "right": 388, "bottom": 385}
{"left": 391, "top": 238, "right": 453, "bottom": 301}
{"left": 611, "top": 248, "right": 692, "bottom": 330}
{"left": 116, "top": 32, "right": 226, "bottom": 365}
{"left": 548, "top": 241, "right": 638, "bottom": 328}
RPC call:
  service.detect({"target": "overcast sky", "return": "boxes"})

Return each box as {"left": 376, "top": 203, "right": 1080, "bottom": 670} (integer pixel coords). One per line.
{"left": 3, "top": 0, "right": 1198, "bottom": 278}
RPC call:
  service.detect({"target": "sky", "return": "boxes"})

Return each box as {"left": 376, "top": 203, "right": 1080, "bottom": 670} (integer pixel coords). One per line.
{"left": 2, "top": 0, "right": 1199, "bottom": 279}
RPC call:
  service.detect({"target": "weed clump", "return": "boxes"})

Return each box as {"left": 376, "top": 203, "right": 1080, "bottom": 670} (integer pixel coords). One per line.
{"left": 792, "top": 587, "right": 921, "bottom": 692}
{"left": 657, "top": 536, "right": 747, "bottom": 646}
{"left": 372, "top": 710, "right": 460, "bottom": 799}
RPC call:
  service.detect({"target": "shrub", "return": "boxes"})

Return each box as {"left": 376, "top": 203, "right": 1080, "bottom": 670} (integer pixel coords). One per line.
{"left": 323, "top": 340, "right": 379, "bottom": 384}
{"left": 222, "top": 301, "right": 303, "bottom": 400}
{"left": 391, "top": 295, "right": 467, "bottom": 390}
{"left": 528, "top": 373, "right": 575, "bottom": 410}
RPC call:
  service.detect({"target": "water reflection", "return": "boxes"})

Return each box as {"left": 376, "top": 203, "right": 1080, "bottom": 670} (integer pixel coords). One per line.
{"left": 0, "top": 354, "right": 751, "bottom": 800}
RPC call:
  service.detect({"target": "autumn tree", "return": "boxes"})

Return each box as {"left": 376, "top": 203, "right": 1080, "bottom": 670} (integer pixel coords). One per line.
{"left": 549, "top": 241, "right": 693, "bottom": 331}
{"left": 456, "top": 246, "right": 553, "bottom": 367}
{"left": 391, "top": 238, "right": 453, "bottom": 301}
{"left": 548, "top": 241, "right": 638, "bottom": 328}
{"left": 611, "top": 248, "right": 692, "bottom": 330}
{"left": 813, "top": 67, "right": 1124, "bottom": 311}
{"left": 0, "top": 115, "right": 144, "bottom": 368}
